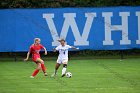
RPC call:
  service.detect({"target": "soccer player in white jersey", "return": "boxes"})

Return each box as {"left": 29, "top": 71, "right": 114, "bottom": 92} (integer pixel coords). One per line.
{"left": 51, "top": 39, "right": 79, "bottom": 77}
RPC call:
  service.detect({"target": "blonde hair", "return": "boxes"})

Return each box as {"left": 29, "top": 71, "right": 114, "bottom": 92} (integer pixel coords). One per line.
{"left": 34, "top": 38, "right": 41, "bottom": 43}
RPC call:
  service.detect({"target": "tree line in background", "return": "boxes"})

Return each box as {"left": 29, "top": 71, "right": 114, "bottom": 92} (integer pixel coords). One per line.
{"left": 0, "top": 0, "right": 140, "bottom": 8}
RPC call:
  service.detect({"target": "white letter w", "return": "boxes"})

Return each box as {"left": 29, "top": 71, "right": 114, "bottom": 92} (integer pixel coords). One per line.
{"left": 43, "top": 13, "right": 96, "bottom": 46}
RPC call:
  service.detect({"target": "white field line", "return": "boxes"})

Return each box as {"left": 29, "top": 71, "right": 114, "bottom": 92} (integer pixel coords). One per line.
{"left": 95, "top": 87, "right": 134, "bottom": 90}
{"left": 77, "top": 73, "right": 112, "bottom": 74}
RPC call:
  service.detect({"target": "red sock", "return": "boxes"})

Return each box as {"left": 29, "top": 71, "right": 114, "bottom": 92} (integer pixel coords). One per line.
{"left": 32, "top": 69, "right": 39, "bottom": 77}
{"left": 41, "top": 63, "right": 46, "bottom": 73}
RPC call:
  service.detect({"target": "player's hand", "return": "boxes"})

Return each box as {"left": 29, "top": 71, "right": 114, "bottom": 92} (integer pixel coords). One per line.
{"left": 24, "top": 58, "right": 28, "bottom": 62}
{"left": 44, "top": 52, "right": 47, "bottom": 55}
{"left": 53, "top": 48, "right": 56, "bottom": 52}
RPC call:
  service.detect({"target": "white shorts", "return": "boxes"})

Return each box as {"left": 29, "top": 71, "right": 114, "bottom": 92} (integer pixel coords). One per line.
{"left": 57, "top": 59, "right": 68, "bottom": 64}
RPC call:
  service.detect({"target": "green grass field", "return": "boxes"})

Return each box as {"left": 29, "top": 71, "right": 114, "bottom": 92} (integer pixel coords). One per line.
{"left": 0, "top": 58, "right": 140, "bottom": 93}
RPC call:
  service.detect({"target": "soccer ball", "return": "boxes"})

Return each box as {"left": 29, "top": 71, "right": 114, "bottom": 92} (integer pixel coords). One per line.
{"left": 66, "top": 72, "right": 72, "bottom": 78}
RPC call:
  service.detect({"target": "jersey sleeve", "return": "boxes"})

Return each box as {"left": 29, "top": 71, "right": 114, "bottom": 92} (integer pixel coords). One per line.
{"left": 40, "top": 44, "right": 44, "bottom": 49}
{"left": 67, "top": 45, "right": 72, "bottom": 48}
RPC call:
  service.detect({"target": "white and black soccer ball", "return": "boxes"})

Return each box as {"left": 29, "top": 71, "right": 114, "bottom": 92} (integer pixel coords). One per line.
{"left": 66, "top": 72, "right": 72, "bottom": 78}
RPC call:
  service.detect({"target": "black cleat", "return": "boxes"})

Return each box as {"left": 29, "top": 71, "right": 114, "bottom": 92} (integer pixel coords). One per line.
{"left": 61, "top": 74, "right": 65, "bottom": 77}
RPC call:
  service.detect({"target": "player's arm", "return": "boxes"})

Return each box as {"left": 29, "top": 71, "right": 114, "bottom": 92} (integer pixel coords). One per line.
{"left": 70, "top": 46, "right": 79, "bottom": 50}
{"left": 24, "top": 51, "right": 30, "bottom": 61}
{"left": 24, "top": 46, "right": 32, "bottom": 61}
{"left": 43, "top": 47, "right": 47, "bottom": 55}
{"left": 53, "top": 46, "right": 59, "bottom": 52}
{"left": 40, "top": 44, "right": 47, "bottom": 55}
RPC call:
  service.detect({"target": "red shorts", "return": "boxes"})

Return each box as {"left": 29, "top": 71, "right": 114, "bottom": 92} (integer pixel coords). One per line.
{"left": 32, "top": 55, "right": 40, "bottom": 63}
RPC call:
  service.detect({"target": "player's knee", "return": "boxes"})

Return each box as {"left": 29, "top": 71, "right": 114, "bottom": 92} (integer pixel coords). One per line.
{"left": 41, "top": 61, "right": 44, "bottom": 64}
{"left": 63, "top": 64, "right": 67, "bottom": 68}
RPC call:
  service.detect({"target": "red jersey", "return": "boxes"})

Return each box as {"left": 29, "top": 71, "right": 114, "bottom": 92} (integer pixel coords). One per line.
{"left": 29, "top": 44, "right": 44, "bottom": 62}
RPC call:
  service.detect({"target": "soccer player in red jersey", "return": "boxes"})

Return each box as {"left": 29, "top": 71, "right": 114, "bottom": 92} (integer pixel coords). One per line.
{"left": 24, "top": 38, "right": 48, "bottom": 78}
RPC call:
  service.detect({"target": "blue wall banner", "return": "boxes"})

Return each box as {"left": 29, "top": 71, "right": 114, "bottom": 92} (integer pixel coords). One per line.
{"left": 0, "top": 6, "right": 140, "bottom": 52}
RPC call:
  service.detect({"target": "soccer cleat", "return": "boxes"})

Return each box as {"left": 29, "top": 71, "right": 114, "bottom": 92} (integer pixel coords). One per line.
{"left": 51, "top": 73, "right": 57, "bottom": 78}
{"left": 61, "top": 74, "right": 65, "bottom": 77}
{"left": 30, "top": 76, "right": 34, "bottom": 78}
{"left": 44, "top": 72, "right": 48, "bottom": 76}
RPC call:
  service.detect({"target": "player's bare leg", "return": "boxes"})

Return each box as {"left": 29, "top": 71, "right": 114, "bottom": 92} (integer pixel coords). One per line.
{"left": 51, "top": 63, "right": 60, "bottom": 77}
{"left": 31, "top": 63, "right": 41, "bottom": 78}
{"left": 36, "top": 58, "right": 48, "bottom": 76}
{"left": 61, "top": 62, "right": 67, "bottom": 77}
{"left": 55, "top": 63, "right": 61, "bottom": 75}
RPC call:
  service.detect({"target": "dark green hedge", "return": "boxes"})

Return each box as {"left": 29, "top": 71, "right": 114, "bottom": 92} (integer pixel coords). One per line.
{"left": 0, "top": 49, "right": 140, "bottom": 57}
{"left": 0, "top": 0, "right": 140, "bottom": 8}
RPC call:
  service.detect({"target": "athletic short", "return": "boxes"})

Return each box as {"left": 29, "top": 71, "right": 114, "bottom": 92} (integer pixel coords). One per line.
{"left": 57, "top": 58, "right": 68, "bottom": 64}
{"left": 32, "top": 55, "right": 40, "bottom": 63}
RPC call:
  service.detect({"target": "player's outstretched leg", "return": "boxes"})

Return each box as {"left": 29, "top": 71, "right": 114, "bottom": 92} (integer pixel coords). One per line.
{"left": 51, "top": 63, "right": 60, "bottom": 77}
{"left": 61, "top": 64, "right": 67, "bottom": 77}
{"left": 31, "top": 63, "right": 41, "bottom": 78}
{"left": 36, "top": 58, "right": 48, "bottom": 76}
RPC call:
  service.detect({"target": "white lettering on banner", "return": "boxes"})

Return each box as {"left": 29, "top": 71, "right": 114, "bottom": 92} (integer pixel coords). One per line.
{"left": 136, "top": 12, "right": 140, "bottom": 44}
{"left": 43, "top": 13, "right": 96, "bottom": 46}
{"left": 102, "top": 12, "right": 131, "bottom": 45}
{"left": 43, "top": 14, "right": 60, "bottom": 46}
{"left": 43, "top": 11, "right": 140, "bottom": 46}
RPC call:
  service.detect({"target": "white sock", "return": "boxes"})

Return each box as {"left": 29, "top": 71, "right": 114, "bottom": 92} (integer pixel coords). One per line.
{"left": 62, "top": 67, "right": 66, "bottom": 75}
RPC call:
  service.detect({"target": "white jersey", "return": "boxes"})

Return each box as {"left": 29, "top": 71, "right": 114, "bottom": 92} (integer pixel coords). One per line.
{"left": 55, "top": 44, "right": 72, "bottom": 59}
